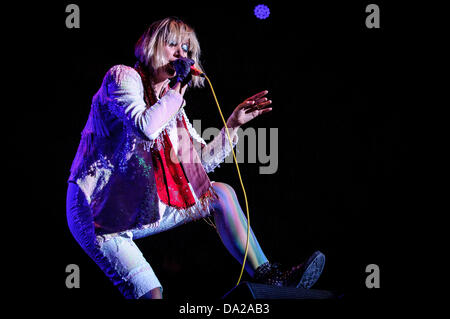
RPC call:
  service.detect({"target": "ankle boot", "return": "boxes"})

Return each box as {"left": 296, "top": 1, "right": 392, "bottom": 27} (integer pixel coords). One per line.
{"left": 253, "top": 251, "right": 325, "bottom": 289}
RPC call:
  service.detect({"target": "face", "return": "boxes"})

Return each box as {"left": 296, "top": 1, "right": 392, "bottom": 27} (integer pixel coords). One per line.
{"left": 160, "top": 37, "right": 190, "bottom": 79}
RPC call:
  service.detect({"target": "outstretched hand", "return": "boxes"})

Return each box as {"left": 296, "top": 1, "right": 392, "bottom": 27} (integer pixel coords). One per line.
{"left": 226, "top": 90, "right": 273, "bottom": 128}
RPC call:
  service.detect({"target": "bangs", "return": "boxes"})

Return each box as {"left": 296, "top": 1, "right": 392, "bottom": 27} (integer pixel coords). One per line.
{"left": 164, "top": 20, "right": 199, "bottom": 57}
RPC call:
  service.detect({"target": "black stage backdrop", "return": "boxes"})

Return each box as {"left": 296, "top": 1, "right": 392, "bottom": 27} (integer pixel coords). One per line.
{"left": 9, "top": 0, "right": 423, "bottom": 312}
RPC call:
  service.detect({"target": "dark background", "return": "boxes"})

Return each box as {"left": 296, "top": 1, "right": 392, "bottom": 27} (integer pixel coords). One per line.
{"left": 9, "top": 0, "right": 423, "bottom": 310}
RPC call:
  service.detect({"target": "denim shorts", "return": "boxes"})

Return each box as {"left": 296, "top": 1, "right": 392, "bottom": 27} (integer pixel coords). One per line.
{"left": 66, "top": 182, "right": 211, "bottom": 299}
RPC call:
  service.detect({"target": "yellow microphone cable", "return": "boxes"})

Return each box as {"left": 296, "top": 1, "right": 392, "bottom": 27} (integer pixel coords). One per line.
{"left": 201, "top": 73, "right": 251, "bottom": 287}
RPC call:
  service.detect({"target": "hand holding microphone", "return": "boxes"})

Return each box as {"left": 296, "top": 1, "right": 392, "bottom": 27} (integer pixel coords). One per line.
{"left": 171, "top": 57, "right": 195, "bottom": 86}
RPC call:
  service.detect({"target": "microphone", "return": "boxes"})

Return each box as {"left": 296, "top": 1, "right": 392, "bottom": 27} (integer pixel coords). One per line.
{"left": 190, "top": 66, "right": 205, "bottom": 77}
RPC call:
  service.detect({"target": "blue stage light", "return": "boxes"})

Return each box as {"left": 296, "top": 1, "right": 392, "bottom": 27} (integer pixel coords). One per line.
{"left": 254, "top": 4, "right": 270, "bottom": 20}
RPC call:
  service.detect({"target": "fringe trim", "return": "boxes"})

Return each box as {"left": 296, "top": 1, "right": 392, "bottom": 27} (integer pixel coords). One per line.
{"left": 169, "top": 184, "right": 219, "bottom": 223}
{"left": 135, "top": 184, "right": 218, "bottom": 230}
{"left": 202, "top": 127, "right": 239, "bottom": 173}
{"left": 135, "top": 109, "right": 185, "bottom": 152}
{"left": 180, "top": 108, "right": 207, "bottom": 146}
{"left": 138, "top": 220, "right": 160, "bottom": 230}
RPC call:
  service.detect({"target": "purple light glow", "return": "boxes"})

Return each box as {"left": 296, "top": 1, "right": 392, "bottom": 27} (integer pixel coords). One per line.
{"left": 254, "top": 4, "right": 270, "bottom": 20}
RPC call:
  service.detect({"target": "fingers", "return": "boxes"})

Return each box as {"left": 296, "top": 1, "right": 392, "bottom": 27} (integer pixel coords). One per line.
{"left": 244, "top": 100, "right": 273, "bottom": 114}
{"left": 236, "top": 100, "right": 254, "bottom": 110}
{"left": 240, "top": 98, "right": 266, "bottom": 109}
{"left": 245, "top": 107, "right": 273, "bottom": 115}
{"left": 237, "top": 90, "right": 272, "bottom": 115}
{"left": 245, "top": 90, "right": 269, "bottom": 102}
{"left": 254, "top": 97, "right": 269, "bottom": 105}
{"left": 241, "top": 90, "right": 271, "bottom": 106}
{"left": 240, "top": 99, "right": 272, "bottom": 111}
{"left": 257, "top": 100, "right": 272, "bottom": 108}
{"left": 258, "top": 107, "right": 273, "bottom": 115}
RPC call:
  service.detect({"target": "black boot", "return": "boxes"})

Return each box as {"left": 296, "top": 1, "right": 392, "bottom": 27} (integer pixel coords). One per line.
{"left": 253, "top": 251, "right": 325, "bottom": 289}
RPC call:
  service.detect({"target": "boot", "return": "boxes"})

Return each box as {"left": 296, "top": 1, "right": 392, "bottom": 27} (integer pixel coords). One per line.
{"left": 253, "top": 251, "right": 325, "bottom": 289}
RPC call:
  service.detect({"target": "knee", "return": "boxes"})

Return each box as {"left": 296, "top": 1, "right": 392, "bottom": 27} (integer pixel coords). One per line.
{"left": 212, "top": 182, "right": 237, "bottom": 198}
{"left": 211, "top": 182, "right": 238, "bottom": 215}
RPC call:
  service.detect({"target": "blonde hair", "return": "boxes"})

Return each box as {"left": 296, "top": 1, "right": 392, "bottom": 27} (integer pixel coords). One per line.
{"left": 135, "top": 17, "right": 205, "bottom": 88}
